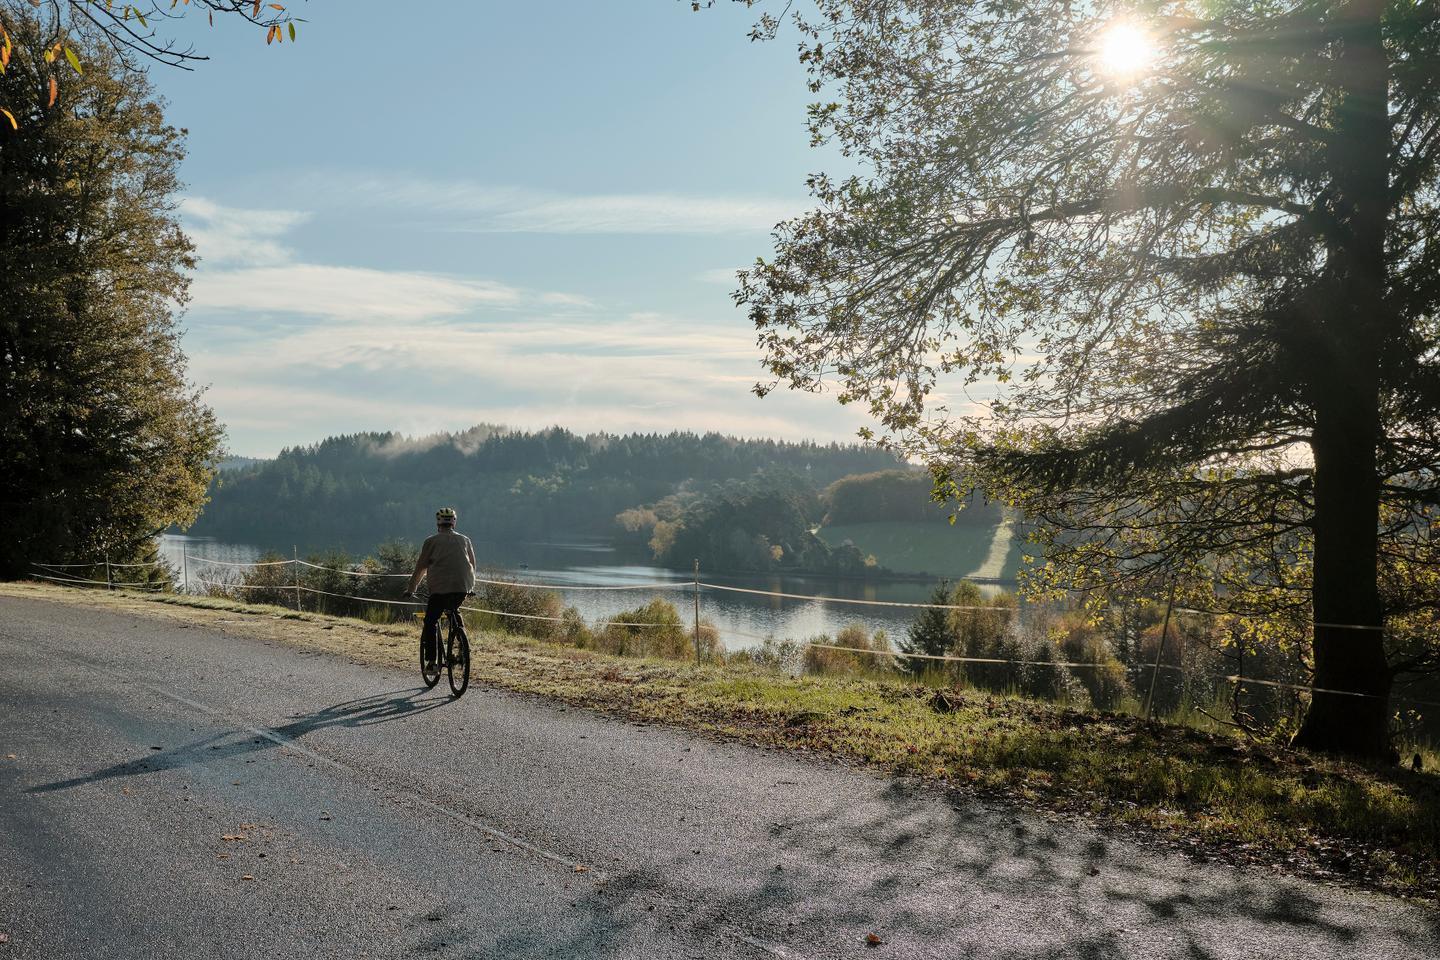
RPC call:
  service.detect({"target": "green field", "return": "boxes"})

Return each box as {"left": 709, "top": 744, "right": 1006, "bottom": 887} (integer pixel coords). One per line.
{"left": 817, "top": 519, "right": 1025, "bottom": 580}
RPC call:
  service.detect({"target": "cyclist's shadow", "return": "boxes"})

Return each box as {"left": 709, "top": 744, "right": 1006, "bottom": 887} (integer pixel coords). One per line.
{"left": 27, "top": 688, "right": 449, "bottom": 795}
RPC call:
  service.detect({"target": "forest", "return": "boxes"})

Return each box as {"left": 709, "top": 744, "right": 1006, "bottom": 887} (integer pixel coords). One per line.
{"left": 191, "top": 426, "right": 908, "bottom": 559}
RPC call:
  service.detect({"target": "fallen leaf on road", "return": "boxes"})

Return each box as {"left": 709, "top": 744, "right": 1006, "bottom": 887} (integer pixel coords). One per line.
{"left": 319, "top": 814, "right": 332, "bottom": 821}
{"left": 573, "top": 865, "right": 589, "bottom": 874}
{"left": 120, "top": 787, "right": 131, "bottom": 796}
{"left": 240, "top": 875, "right": 256, "bottom": 882}
{"left": 0, "top": 932, "right": 9, "bottom": 943}
{"left": 4, "top": 754, "right": 15, "bottom": 760}
{"left": 221, "top": 835, "right": 246, "bottom": 842}
{"left": 865, "top": 933, "right": 883, "bottom": 946}
{"left": 1088, "top": 867, "right": 1100, "bottom": 877}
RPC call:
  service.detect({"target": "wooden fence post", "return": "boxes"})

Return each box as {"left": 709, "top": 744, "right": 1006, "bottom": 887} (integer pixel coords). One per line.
{"left": 1144, "top": 587, "right": 1177, "bottom": 721}
{"left": 693, "top": 559, "right": 702, "bottom": 663}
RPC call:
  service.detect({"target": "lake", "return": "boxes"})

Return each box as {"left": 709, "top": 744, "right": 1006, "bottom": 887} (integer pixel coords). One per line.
{"left": 161, "top": 534, "right": 1017, "bottom": 651}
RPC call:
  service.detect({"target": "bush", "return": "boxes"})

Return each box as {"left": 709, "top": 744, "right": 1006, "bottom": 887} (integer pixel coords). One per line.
{"left": 233, "top": 552, "right": 297, "bottom": 608}
{"left": 558, "top": 606, "right": 594, "bottom": 647}
{"left": 596, "top": 598, "right": 722, "bottom": 661}
{"left": 474, "top": 573, "right": 565, "bottom": 640}
{"left": 731, "top": 637, "right": 807, "bottom": 674}
{"left": 1055, "top": 613, "right": 1129, "bottom": 709}
{"left": 1018, "top": 635, "right": 1071, "bottom": 701}
{"left": 803, "top": 624, "right": 895, "bottom": 676}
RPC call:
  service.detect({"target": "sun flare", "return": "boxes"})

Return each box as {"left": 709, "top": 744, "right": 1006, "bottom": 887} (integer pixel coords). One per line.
{"left": 1097, "top": 22, "right": 1158, "bottom": 78}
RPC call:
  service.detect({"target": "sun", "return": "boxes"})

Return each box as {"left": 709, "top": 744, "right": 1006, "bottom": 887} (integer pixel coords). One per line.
{"left": 1097, "top": 22, "right": 1158, "bottom": 78}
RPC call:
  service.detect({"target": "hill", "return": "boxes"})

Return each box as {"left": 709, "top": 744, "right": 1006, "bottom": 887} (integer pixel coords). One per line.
{"left": 191, "top": 426, "right": 905, "bottom": 553}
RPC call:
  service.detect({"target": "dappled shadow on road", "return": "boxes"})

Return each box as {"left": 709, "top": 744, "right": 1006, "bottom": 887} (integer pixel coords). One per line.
{"left": 27, "top": 687, "right": 449, "bottom": 794}
{"left": 479, "top": 777, "right": 1440, "bottom": 959}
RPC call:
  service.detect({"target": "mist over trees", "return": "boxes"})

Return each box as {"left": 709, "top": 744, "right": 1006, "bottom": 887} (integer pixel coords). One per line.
{"left": 191, "top": 427, "right": 905, "bottom": 552}
{"left": 0, "top": 14, "right": 221, "bottom": 578}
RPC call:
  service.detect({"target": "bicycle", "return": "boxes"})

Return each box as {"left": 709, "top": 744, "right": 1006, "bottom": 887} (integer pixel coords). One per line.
{"left": 409, "top": 591, "right": 471, "bottom": 698}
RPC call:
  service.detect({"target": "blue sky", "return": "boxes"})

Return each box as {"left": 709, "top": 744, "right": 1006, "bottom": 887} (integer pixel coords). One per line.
{"left": 149, "top": 1, "right": 877, "bottom": 457}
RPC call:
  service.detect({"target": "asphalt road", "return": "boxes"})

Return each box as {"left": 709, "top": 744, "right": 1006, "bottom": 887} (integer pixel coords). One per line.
{"left": 1, "top": 594, "right": 1435, "bottom": 959}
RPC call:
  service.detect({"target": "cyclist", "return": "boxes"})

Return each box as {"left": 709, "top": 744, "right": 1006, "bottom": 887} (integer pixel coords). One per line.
{"left": 402, "top": 507, "right": 477, "bottom": 668}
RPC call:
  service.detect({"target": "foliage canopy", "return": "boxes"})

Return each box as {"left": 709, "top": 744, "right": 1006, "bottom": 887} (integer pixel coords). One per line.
{"left": 726, "top": 0, "right": 1440, "bottom": 756}
{"left": 0, "top": 14, "right": 221, "bottom": 576}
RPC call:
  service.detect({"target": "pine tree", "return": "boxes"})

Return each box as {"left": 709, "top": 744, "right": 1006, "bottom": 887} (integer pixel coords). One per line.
{"left": 901, "top": 581, "right": 955, "bottom": 672}
{"left": 736, "top": 0, "right": 1440, "bottom": 757}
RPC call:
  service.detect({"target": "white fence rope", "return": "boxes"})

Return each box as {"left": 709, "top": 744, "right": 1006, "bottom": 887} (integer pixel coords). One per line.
{"left": 192, "top": 577, "right": 285, "bottom": 591}
{"left": 186, "top": 555, "right": 293, "bottom": 568}
{"left": 292, "top": 583, "right": 677, "bottom": 629}
{"left": 698, "top": 581, "right": 1021, "bottom": 613}
{"left": 35, "top": 553, "right": 1404, "bottom": 628}
{"left": 806, "top": 641, "right": 1186, "bottom": 673}
{"left": 473, "top": 575, "right": 688, "bottom": 592}
{"left": 803, "top": 640, "right": 1440, "bottom": 709}
{"left": 296, "top": 560, "right": 408, "bottom": 578}
{"left": 1174, "top": 606, "right": 1385, "bottom": 633}
{"left": 32, "top": 558, "right": 1440, "bottom": 709}
{"left": 31, "top": 572, "right": 163, "bottom": 589}
{"left": 31, "top": 564, "right": 98, "bottom": 578}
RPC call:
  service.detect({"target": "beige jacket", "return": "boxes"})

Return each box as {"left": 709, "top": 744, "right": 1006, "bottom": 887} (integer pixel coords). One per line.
{"left": 412, "top": 529, "right": 476, "bottom": 595}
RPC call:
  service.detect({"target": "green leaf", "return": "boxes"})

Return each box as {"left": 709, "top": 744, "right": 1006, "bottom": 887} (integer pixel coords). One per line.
{"left": 64, "top": 47, "right": 84, "bottom": 76}
{"left": 288, "top": 21, "right": 296, "bottom": 42}
{"left": 136, "top": 11, "right": 148, "bottom": 27}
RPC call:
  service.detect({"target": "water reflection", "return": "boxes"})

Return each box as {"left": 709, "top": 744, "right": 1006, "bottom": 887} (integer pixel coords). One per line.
{"left": 160, "top": 534, "right": 1014, "bottom": 651}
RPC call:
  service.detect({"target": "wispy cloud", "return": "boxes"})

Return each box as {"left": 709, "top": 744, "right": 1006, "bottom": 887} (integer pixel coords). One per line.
{"left": 696, "top": 267, "right": 745, "bottom": 286}
{"left": 180, "top": 197, "right": 309, "bottom": 267}
{"left": 182, "top": 195, "right": 523, "bottom": 321}
{"left": 309, "top": 173, "right": 801, "bottom": 235}
{"left": 177, "top": 196, "right": 871, "bottom": 455}
{"left": 538, "top": 292, "right": 597, "bottom": 309}
{"left": 189, "top": 264, "right": 520, "bottom": 322}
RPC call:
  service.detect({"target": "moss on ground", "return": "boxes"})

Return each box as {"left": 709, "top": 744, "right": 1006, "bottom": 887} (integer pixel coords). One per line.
{"left": 4, "top": 580, "right": 1436, "bottom": 899}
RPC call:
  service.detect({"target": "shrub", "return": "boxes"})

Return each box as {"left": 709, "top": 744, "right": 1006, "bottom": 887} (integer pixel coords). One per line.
{"left": 1018, "top": 635, "right": 1071, "bottom": 701}
{"left": 474, "top": 573, "right": 564, "bottom": 640}
{"left": 235, "top": 552, "right": 297, "bottom": 608}
{"left": 1055, "top": 612, "right": 1129, "bottom": 709}
{"left": 595, "top": 598, "right": 722, "bottom": 661}
{"left": 803, "top": 624, "right": 895, "bottom": 676}
{"left": 732, "top": 637, "right": 807, "bottom": 674}
{"left": 558, "top": 606, "right": 594, "bottom": 647}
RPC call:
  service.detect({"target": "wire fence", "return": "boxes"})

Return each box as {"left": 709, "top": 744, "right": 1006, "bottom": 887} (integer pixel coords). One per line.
{"left": 26, "top": 553, "right": 1438, "bottom": 714}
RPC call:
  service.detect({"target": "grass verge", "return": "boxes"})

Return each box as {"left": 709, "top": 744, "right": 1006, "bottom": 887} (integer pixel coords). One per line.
{"left": 5, "top": 580, "right": 1437, "bottom": 900}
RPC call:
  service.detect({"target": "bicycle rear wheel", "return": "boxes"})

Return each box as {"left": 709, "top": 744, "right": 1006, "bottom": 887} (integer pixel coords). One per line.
{"left": 420, "top": 616, "right": 443, "bottom": 689}
{"left": 446, "top": 617, "right": 470, "bottom": 698}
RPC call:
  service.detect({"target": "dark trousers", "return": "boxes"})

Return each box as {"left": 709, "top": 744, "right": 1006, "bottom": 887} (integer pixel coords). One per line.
{"left": 422, "top": 592, "right": 467, "bottom": 662}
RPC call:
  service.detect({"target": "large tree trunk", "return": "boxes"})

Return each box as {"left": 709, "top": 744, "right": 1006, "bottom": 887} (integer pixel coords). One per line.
{"left": 1292, "top": 0, "right": 1393, "bottom": 758}
{"left": 1293, "top": 398, "right": 1391, "bottom": 757}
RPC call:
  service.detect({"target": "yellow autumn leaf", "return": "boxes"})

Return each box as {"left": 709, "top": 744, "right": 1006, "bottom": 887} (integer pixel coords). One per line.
{"left": 1, "top": 108, "right": 16, "bottom": 130}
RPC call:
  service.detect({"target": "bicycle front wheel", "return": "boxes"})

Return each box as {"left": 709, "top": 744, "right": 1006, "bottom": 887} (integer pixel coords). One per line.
{"left": 447, "top": 621, "right": 470, "bottom": 698}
